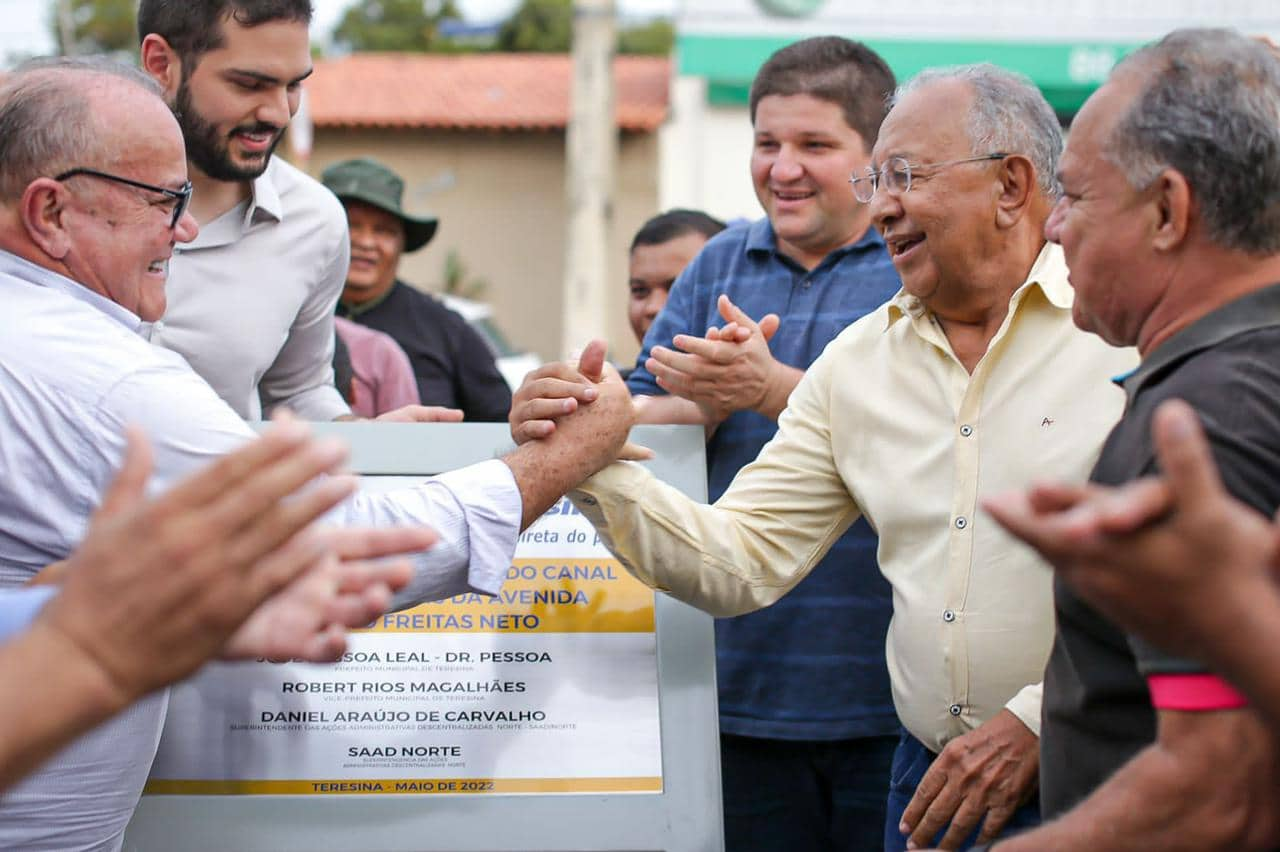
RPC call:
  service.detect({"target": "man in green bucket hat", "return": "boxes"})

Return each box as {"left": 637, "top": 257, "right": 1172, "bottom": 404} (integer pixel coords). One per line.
{"left": 323, "top": 158, "right": 513, "bottom": 422}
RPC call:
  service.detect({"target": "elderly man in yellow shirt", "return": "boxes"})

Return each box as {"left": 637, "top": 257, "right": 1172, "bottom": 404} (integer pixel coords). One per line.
{"left": 512, "top": 64, "right": 1135, "bottom": 850}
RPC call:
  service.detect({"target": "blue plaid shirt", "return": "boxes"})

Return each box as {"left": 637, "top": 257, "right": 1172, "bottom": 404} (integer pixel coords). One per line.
{"left": 628, "top": 218, "right": 902, "bottom": 740}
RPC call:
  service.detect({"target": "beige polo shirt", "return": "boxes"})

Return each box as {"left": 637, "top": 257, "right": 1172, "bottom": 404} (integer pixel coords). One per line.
{"left": 572, "top": 243, "right": 1137, "bottom": 752}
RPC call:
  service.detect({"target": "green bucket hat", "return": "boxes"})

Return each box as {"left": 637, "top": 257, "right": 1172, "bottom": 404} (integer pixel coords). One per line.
{"left": 321, "top": 158, "right": 439, "bottom": 253}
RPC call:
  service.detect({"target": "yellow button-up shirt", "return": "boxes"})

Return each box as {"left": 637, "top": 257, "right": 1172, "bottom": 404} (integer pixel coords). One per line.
{"left": 572, "top": 243, "right": 1137, "bottom": 751}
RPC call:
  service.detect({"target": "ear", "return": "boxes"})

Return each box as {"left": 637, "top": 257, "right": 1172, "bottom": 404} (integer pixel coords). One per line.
{"left": 993, "top": 154, "right": 1038, "bottom": 229}
{"left": 140, "top": 33, "right": 182, "bottom": 99}
{"left": 1148, "top": 169, "right": 1192, "bottom": 253}
{"left": 20, "top": 179, "right": 73, "bottom": 261}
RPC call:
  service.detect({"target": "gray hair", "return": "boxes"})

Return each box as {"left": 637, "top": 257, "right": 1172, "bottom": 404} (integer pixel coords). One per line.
{"left": 892, "top": 63, "right": 1063, "bottom": 197}
{"left": 1106, "top": 28, "right": 1280, "bottom": 255}
{"left": 0, "top": 57, "right": 162, "bottom": 202}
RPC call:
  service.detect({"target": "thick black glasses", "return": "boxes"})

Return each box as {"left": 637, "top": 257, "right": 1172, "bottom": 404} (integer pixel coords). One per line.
{"left": 55, "top": 168, "right": 193, "bottom": 229}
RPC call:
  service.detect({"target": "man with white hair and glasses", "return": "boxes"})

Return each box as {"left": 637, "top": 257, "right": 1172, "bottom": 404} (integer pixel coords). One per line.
{"left": 512, "top": 63, "right": 1136, "bottom": 850}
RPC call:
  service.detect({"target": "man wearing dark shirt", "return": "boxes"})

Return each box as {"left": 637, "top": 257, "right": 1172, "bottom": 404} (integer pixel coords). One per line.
{"left": 968, "top": 28, "right": 1280, "bottom": 851}
{"left": 323, "top": 158, "right": 513, "bottom": 422}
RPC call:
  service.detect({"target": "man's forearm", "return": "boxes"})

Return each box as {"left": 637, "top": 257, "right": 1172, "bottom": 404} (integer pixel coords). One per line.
{"left": 997, "top": 711, "right": 1279, "bottom": 851}
{"left": 1202, "top": 580, "right": 1280, "bottom": 736}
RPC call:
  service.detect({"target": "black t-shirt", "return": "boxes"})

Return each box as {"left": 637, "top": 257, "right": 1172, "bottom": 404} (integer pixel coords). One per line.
{"left": 340, "top": 281, "right": 513, "bottom": 422}
{"left": 1041, "top": 284, "right": 1280, "bottom": 818}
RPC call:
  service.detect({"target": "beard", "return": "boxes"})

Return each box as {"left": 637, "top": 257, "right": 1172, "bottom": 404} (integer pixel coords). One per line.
{"left": 173, "top": 77, "right": 283, "bottom": 182}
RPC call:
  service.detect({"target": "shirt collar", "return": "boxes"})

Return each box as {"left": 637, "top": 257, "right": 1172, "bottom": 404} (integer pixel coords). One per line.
{"left": 885, "top": 241, "right": 1071, "bottom": 329}
{"left": 744, "top": 217, "right": 886, "bottom": 268}
{"left": 339, "top": 280, "right": 400, "bottom": 318}
{"left": 245, "top": 157, "right": 283, "bottom": 225}
{"left": 1120, "top": 282, "right": 1280, "bottom": 399}
{"left": 0, "top": 248, "right": 143, "bottom": 334}
{"left": 183, "top": 157, "right": 284, "bottom": 250}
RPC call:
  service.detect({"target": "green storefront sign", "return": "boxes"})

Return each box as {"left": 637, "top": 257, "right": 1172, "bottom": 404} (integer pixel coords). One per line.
{"left": 679, "top": 33, "right": 1145, "bottom": 115}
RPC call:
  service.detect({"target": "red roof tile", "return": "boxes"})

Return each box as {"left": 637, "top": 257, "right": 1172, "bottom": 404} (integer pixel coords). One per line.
{"left": 306, "top": 53, "right": 670, "bottom": 132}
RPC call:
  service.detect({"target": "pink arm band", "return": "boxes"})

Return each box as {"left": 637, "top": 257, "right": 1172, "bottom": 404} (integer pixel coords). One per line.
{"left": 1147, "top": 674, "right": 1249, "bottom": 711}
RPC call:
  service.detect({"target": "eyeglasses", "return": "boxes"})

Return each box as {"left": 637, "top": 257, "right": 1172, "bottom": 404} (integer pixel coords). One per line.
{"left": 849, "top": 153, "right": 1008, "bottom": 203}
{"left": 55, "top": 167, "right": 193, "bottom": 229}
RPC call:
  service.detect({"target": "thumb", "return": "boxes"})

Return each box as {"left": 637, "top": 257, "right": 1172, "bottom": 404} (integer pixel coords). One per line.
{"left": 577, "top": 339, "right": 608, "bottom": 382}
{"left": 1151, "top": 399, "right": 1224, "bottom": 509}
{"left": 758, "top": 313, "right": 781, "bottom": 342}
{"left": 717, "top": 294, "right": 759, "bottom": 332}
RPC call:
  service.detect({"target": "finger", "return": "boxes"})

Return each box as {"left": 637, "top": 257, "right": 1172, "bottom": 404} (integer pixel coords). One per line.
{"left": 617, "top": 441, "right": 654, "bottom": 462}
{"left": 224, "top": 474, "right": 359, "bottom": 570}
{"left": 717, "top": 294, "right": 760, "bottom": 332}
{"left": 577, "top": 339, "right": 608, "bottom": 382}
{"left": 333, "top": 558, "right": 414, "bottom": 596}
{"left": 932, "top": 798, "right": 987, "bottom": 850}
{"left": 520, "top": 362, "right": 593, "bottom": 388}
{"left": 900, "top": 764, "right": 946, "bottom": 834}
{"left": 95, "top": 426, "right": 154, "bottom": 519}
{"left": 516, "top": 376, "right": 599, "bottom": 405}
{"left": 160, "top": 420, "right": 315, "bottom": 512}
{"left": 1092, "top": 477, "right": 1172, "bottom": 534}
{"left": 325, "top": 526, "right": 438, "bottom": 562}
{"left": 514, "top": 397, "right": 579, "bottom": 424}
{"left": 648, "top": 346, "right": 712, "bottom": 377}
{"left": 975, "top": 802, "right": 1018, "bottom": 844}
{"left": 293, "top": 623, "right": 349, "bottom": 663}
{"left": 1024, "top": 482, "right": 1088, "bottom": 514}
{"left": 1151, "top": 398, "right": 1226, "bottom": 505}
{"left": 512, "top": 419, "right": 557, "bottom": 443}
{"left": 758, "top": 313, "right": 781, "bottom": 342}
{"left": 671, "top": 334, "right": 733, "bottom": 364}
{"left": 236, "top": 527, "right": 332, "bottom": 606}
{"left": 908, "top": 784, "right": 964, "bottom": 850}
{"left": 323, "top": 583, "right": 397, "bottom": 628}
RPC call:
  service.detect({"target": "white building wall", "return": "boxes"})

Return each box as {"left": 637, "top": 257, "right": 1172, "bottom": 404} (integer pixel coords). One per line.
{"left": 659, "top": 76, "right": 762, "bottom": 221}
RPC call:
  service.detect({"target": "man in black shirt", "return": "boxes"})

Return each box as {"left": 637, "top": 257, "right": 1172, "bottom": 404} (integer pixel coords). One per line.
{"left": 957, "top": 28, "right": 1280, "bottom": 851}
{"left": 323, "top": 158, "right": 513, "bottom": 422}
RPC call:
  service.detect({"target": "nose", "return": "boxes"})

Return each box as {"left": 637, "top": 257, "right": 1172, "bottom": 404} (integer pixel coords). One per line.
{"left": 770, "top": 144, "right": 804, "bottom": 183}
{"left": 256, "top": 88, "right": 292, "bottom": 129}
{"left": 643, "top": 289, "right": 668, "bottom": 321}
{"left": 867, "top": 180, "right": 901, "bottom": 233}
{"left": 173, "top": 209, "right": 199, "bottom": 243}
{"left": 1044, "top": 196, "right": 1067, "bottom": 244}
{"left": 349, "top": 223, "right": 375, "bottom": 249}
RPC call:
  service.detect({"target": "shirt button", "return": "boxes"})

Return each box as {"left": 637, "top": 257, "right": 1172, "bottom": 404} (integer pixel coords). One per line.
{"left": 960, "top": 424, "right": 973, "bottom": 437}
{"left": 949, "top": 704, "right": 962, "bottom": 717}
{"left": 943, "top": 609, "right": 956, "bottom": 623}
{"left": 954, "top": 516, "right": 968, "bottom": 530}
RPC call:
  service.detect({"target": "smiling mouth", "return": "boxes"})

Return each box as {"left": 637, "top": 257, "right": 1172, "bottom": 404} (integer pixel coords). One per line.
{"left": 886, "top": 233, "right": 925, "bottom": 258}
{"left": 147, "top": 259, "right": 168, "bottom": 275}
{"left": 773, "top": 188, "right": 815, "bottom": 203}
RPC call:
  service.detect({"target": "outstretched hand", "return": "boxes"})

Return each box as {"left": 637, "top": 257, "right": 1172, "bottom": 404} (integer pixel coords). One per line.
{"left": 509, "top": 340, "right": 651, "bottom": 461}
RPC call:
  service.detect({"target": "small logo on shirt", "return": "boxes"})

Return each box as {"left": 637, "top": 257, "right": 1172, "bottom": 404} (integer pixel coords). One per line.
{"left": 1041, "top": 417, "right": 1055, "bottom": 427}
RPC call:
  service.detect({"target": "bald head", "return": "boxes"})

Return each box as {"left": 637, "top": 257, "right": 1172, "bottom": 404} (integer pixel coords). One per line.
{"left": 0, "top": 58, "right": 166, "bottom": 203}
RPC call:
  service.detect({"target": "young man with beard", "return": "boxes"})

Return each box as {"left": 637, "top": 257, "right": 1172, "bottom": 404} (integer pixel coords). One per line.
{"left": 137, "top": 0, "right": 437, "bottom": 422}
